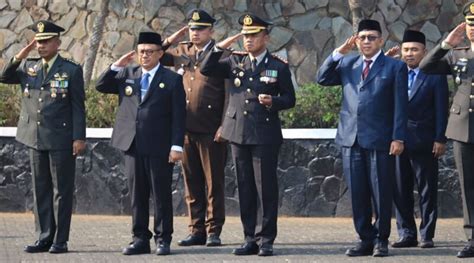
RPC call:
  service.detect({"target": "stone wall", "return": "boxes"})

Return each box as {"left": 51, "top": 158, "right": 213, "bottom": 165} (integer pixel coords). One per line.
{"left": 0, "top": 136, "right": 462, "bottom": 217}
{"left": 0, "top": 0, "right": 469, "bottom": 86}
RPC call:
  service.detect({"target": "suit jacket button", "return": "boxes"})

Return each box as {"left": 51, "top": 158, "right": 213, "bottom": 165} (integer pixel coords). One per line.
{"left": 40, "top": 87, "right": 44, "bottom": 91}
{"left": 208, "top": 105, "right": 212, "bottom": 109}
{"left": 38, "top": 98, "right": 43, "bottom": 102}
{"left": 249, "top": 77, "right": 253, "bottom": 81}
{"left": 37, "top": 121, "right": 41, "bottom": 125}
{"left": 470, "top": 95, "right": 474, "bottom": 99}
{"left": 266, "top": 117, "right": 270, "bottom": 122}
{"left": 37, "top": 109, "right": 41, "bottom": 113}
{"left": 63, "top": 123, "right": 67, "bottom": 127}
{"left": 245, "top": 99, "right": 249, "bottom": 104}
{"left": 470, "top": 108, "right": 473, "bottom": 113}
{"left": 247, "top": 88, "right": 251, "bottom": 93}
{"left": 243, "top": 111, "right": 248, "bottom": 115}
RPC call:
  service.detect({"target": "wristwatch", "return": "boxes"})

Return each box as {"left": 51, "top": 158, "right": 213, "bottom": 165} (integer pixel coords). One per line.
{"left": 440, "top": 41, "right": 453, "bottom": 50}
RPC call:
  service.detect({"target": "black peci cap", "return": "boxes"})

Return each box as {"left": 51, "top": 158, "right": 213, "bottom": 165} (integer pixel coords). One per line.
{"left": 238, "top": 13, "right": 273, "bottom": 34}
{"left": 357, "top": 19, "right": 382, "bottom": 33}
{"left": 402, "top": 30, "right": 426, "bottom": 45}
{"left": 32, "top": 20, "right": 65, "bottom": 41}
{"left": 187, "top": 9, "right": 216, "bottom": 29}
{"left": 137, "top": 32, "right": 162, "bottom": 46}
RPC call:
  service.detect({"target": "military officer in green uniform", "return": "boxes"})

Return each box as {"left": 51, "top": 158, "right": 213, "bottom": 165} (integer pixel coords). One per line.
{"left": 420, "top": 1, "right": 474, "bottom": 258}
{"left": 0, "top": 21, "right": 86, "bottom": 254}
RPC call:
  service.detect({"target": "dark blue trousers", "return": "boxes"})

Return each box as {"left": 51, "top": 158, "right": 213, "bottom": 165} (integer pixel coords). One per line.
{"left": 394, "top": 150, "right": 438, "bottom": 241}
{"left": 342, "top": 142, "right": 395, "bottom": 244}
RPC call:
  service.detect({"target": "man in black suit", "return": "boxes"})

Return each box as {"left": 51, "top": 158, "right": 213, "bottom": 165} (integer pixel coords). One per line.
{"left": 201, "top": 13, "right": 296, "bottom": 256}
{"left": 96, "top": 32, "right": 186, "bottom": 256}
{"left": 389, "top": 30, "right": 448, "bottom": 249}
{"left": 0, "top": 20, "right": 86, "bottom": 254}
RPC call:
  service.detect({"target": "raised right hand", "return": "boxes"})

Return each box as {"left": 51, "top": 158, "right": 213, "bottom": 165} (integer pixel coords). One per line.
{"left": 444, "top": 22, "right": 466, "bottom": 47}
{"left": 164, "top": 26, "right": 188, "bottom": 46}
{"left": 15, "top": 39, "right": 37, "bottom": 60}
{"left": 217, "top": 33, "right": 243, "bottom": 49}
{"left": 113, "top": 51, "right": 136, "bottom": 67}
{"left": 336, "top": 35, "right": 357, "bottom": 55}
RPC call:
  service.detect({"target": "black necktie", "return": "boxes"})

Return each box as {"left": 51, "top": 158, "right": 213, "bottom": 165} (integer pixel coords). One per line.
{"left": 251, "top": 58, "right": 257, "bottom": 72}
{"left": 43, "top": 63, "right": 49, "bottom": 80}
{"left": 196, "top": 50, "right": 203, "bottom": 60}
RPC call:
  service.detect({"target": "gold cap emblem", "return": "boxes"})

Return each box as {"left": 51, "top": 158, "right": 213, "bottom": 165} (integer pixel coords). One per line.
{"left": 470, "top": 3, "right": 474, "bottom": 14}
{"left": 192, "top": 11, "right": 200, "bottom": 21}
{"left": 37, "top": 22, "right": 45, "bottom": 33}
{"left": 243, "top": 15, "right": 253, "bottom": 26}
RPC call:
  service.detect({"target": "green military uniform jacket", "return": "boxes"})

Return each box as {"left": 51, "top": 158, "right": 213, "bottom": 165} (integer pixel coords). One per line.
{"left": 0, "top": 55, "right": 86, "bottom": 150}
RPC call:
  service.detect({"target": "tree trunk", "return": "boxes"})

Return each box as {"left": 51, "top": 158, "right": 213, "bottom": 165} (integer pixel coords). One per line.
{"left": 348, "top": 0, "right": 377, "bottom": 32}
{"left": 83, "top": 0, "right": 110, "bottom": 89}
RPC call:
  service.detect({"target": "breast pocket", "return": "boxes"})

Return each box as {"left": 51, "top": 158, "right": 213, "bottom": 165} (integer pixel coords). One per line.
{"left": 225, "top": 107, "right": 236, "bottom": 119}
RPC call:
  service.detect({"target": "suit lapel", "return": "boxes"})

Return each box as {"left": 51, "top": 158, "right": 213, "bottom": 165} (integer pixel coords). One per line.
{"left": 352, "top": 56, "right": 364, "bottom": 91}
{"left": 363, "top": 53, "right": 384, "bottom": 85}
{"left": 141, "top": 66, "right": 163, "bottom": 104}
{"left": 409, "top": 70, "right": 426, "bottom": 101}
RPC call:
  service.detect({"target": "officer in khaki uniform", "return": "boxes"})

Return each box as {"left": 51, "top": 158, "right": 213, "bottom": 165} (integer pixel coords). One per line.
{"left": 160, "top": 9, "right": 228, "bottom": 247}
{"left": 420, "top": 1, "right": 474, "bottom": 258}
{"left": 0, "top": 21, "right": 86, "bottom": 254}
{"left": 201, "top": 13, "right": 296, "bottom": 256}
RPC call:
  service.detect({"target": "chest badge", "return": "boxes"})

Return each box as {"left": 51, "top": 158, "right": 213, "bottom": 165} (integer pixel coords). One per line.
{"left": 125, "top": 86, "right": 133, "bottom": 96}
{"left": 159, "top": 83, "right": 165, "bottom": 89}
{"left": 234, "top": 78, "right": 241, "bottom": 87}
{"left": 260, "top": 70, "right": 278, "bottom": 84}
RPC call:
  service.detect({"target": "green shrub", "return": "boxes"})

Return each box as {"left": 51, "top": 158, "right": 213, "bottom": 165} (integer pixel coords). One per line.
{"left": 280, "top": 83, "right": 342, "bottom": 128}
{"left": 0, "top": 84, "right": 21, "bottom": 126}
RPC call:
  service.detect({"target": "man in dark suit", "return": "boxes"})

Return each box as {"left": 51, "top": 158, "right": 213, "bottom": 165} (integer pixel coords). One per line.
{"left": 316, "top": 19, "right": 408, "bottom": 257}
{"left": 160, "top": 9, "right": 227, "bottom": 247}
{"left": 389, "top": 30, "right": 448, "bottom": 250}
{"left": 0, "top": 20, "right": 86, "bottom": 254}
{"left": 96, "top": 32, "right": 186, "bottom": 256}
{"left": 200, "top": 13, "right": 295, "bottom": 257}
{"left": 419, "top": 1, "right": 474, "bottom": 258}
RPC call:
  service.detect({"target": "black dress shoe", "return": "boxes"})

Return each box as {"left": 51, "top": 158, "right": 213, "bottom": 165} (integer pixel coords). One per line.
{"left": 391, "top": 237, "right": 418, "bottom": 248}
{"left": 156, "top": 242, "right": 170, "bottom": 256}
{"left": 373, "top": 242, "right": 389, "bottom": 257}
{"left": 232, "top": 242, "right": 259, "bottom": 256}
{"left": 258, "top": 244, "right": 273, "bottom": 256}
{"left": 122, "top": 240, "right": 150, "bottom": 255}
{"left": 345, "top": 242, "right": 373, "bottom": 257}
{"left": 177, "top": 234, "right": 206, "bottom": 246}
{"left": 420, "top": 239, "right": 434, "bottom": 248}
{"left": 457, "top": 245, "right": 474, "bottom": 258}
{"left": 206, "top": 234, "right": 221, "bottom": 247}
{"left": 49, "top": 242, "right": 68, "bottom": 254}
{"left": 24, "top": 240, "right": 53, "bottom": 253}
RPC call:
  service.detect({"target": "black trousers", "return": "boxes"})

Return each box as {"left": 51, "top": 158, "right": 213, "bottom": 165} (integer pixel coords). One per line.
{"left": 30, "top": 148, "right": 75, "bottom": 244}
{"left": 124, "top": 148, "right": 174, "bottom": 244}
{"left": 181, "top": 133, "right": 227, "bottom": 237}
{"left": 231, "top": 143, "right": 280, "bottom": 245}
{"left": 394, "top": 150, "right": 438, "bottom": 241}
{"left": 341, "top": 142, "right": 394, "bottom": 244}
{"left": 453, "top": 141, "right": 474, "bottom": 242}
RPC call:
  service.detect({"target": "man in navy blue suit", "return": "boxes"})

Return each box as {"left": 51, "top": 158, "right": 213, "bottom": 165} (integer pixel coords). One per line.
{"left": 316, "top": 19, "right": 408, "bottom": 257}
{"left": 96, "top": 32, "right": 186, "bottom": 256}
{"left": 390, "top": 30, "right": 448, "bottom": 250}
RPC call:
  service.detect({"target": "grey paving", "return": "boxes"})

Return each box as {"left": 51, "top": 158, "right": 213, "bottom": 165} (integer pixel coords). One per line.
{"left": 0, "top": 213, "right": 471, "bottom": 262}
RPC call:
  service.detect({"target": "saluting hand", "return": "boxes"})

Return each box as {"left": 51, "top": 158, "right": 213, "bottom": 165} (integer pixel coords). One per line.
{"left": 389, "top": 140, "right": 404, "bottom": 156}
{"left": 113, "top": 51, "right": 136, "bottom": 67}
{"left": 164, "top": 26, "right": 188, "bottom": 46}
{"left": 15, "top": 39, "right": 37, "bottom": 60}
{"left": 444, "top": 22, "right": 466, "bottom": 47}
{"left": 385, "top": 45, "right": 400, "bottom": 58}
{"left": 73, "top": 140, "right": 86, "bottom": 156}
{"left": 168, "top": 150, "right": 183, "bottom": 163}
{"left": 217, "top": 33, "right": 243, "bottom": 49}
{"left": 336, "top": 35, "right": 358, "bottom": 55}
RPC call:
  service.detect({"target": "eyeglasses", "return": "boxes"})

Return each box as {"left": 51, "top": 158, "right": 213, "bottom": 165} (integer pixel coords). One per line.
{"left": 137, "top": 49, "right": 161, "bottom": 56}
{"left": 357, "top": 35, "right": 379, "bottom": 42}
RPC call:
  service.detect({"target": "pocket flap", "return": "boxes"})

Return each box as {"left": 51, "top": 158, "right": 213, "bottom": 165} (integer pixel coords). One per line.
{"left": 450, "top": 104, "right": 461, "bottom": 115}
{"left": 225, "top": 107, "right": 236, "bottom": 118}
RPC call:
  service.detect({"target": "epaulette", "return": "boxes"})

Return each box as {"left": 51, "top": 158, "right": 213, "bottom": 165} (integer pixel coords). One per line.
{"left": 271, "top": 53, "right": 288, "bottom": 64}
{"left": 179, "top": 41, "right": 192, "bottom": 45}
{"left": 232, "top": 50, "right": 248, "bottom": 56}
{"left": 454, "top": 46, "right": 470, "bottom": 50}
{"left": 64, "top": 58, "right": 80, "bottom": 65}
{"left": 26, "top": 57, "right": 41, "bottom": 61}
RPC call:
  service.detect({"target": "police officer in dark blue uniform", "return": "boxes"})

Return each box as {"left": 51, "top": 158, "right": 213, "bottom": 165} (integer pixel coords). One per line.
{"left": 201, "top": 13, "right": 296, "bottom": 257}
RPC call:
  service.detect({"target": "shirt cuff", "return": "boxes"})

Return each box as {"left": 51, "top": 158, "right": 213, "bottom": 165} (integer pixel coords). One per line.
{"left": 332, "top": 50, "right": 344, "bottom": 61}
{"left": 171, "top": 145, "right": 183, "bottom": 152}
{"left": 110, "top": 64, "right": 124, "bottom": 72}
{"left": 213, "top": 45, "right": 224, "bottom": 52}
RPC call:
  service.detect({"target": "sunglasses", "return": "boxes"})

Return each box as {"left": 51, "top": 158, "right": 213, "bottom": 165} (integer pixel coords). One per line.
{"left": 137, "top": 49, "right": 161, "bottom": 56}
{"left": 357, "top": 35, "right": 379, "bottom": 42}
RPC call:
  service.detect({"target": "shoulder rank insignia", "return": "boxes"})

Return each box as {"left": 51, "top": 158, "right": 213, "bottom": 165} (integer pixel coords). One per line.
{"left": 232, "top": 50, "right": 248, "bottom": 56}
{"left": 271, "top": 53, "right": 288, "bottom": 64}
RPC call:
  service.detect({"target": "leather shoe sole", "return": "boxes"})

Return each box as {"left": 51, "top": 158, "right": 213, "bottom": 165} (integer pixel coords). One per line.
{"left": 49, "top": 243, "right": 68, "bottom": 254}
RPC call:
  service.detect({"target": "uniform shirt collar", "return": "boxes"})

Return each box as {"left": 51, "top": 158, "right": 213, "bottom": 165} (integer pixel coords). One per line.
{"left": 249, "top": 49, "right": 268, "bottom": 66}
{"left": 142, "top": 63, "right": 160, "bottom": 80}
{"left": 196, "top": 40, "right": 213, "bottom": 52}
{"left": 407, "top": 66, "right": 420, "bottom": 75}
{"left": 42, "top": 53, "right": 59, "bottom": 70}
